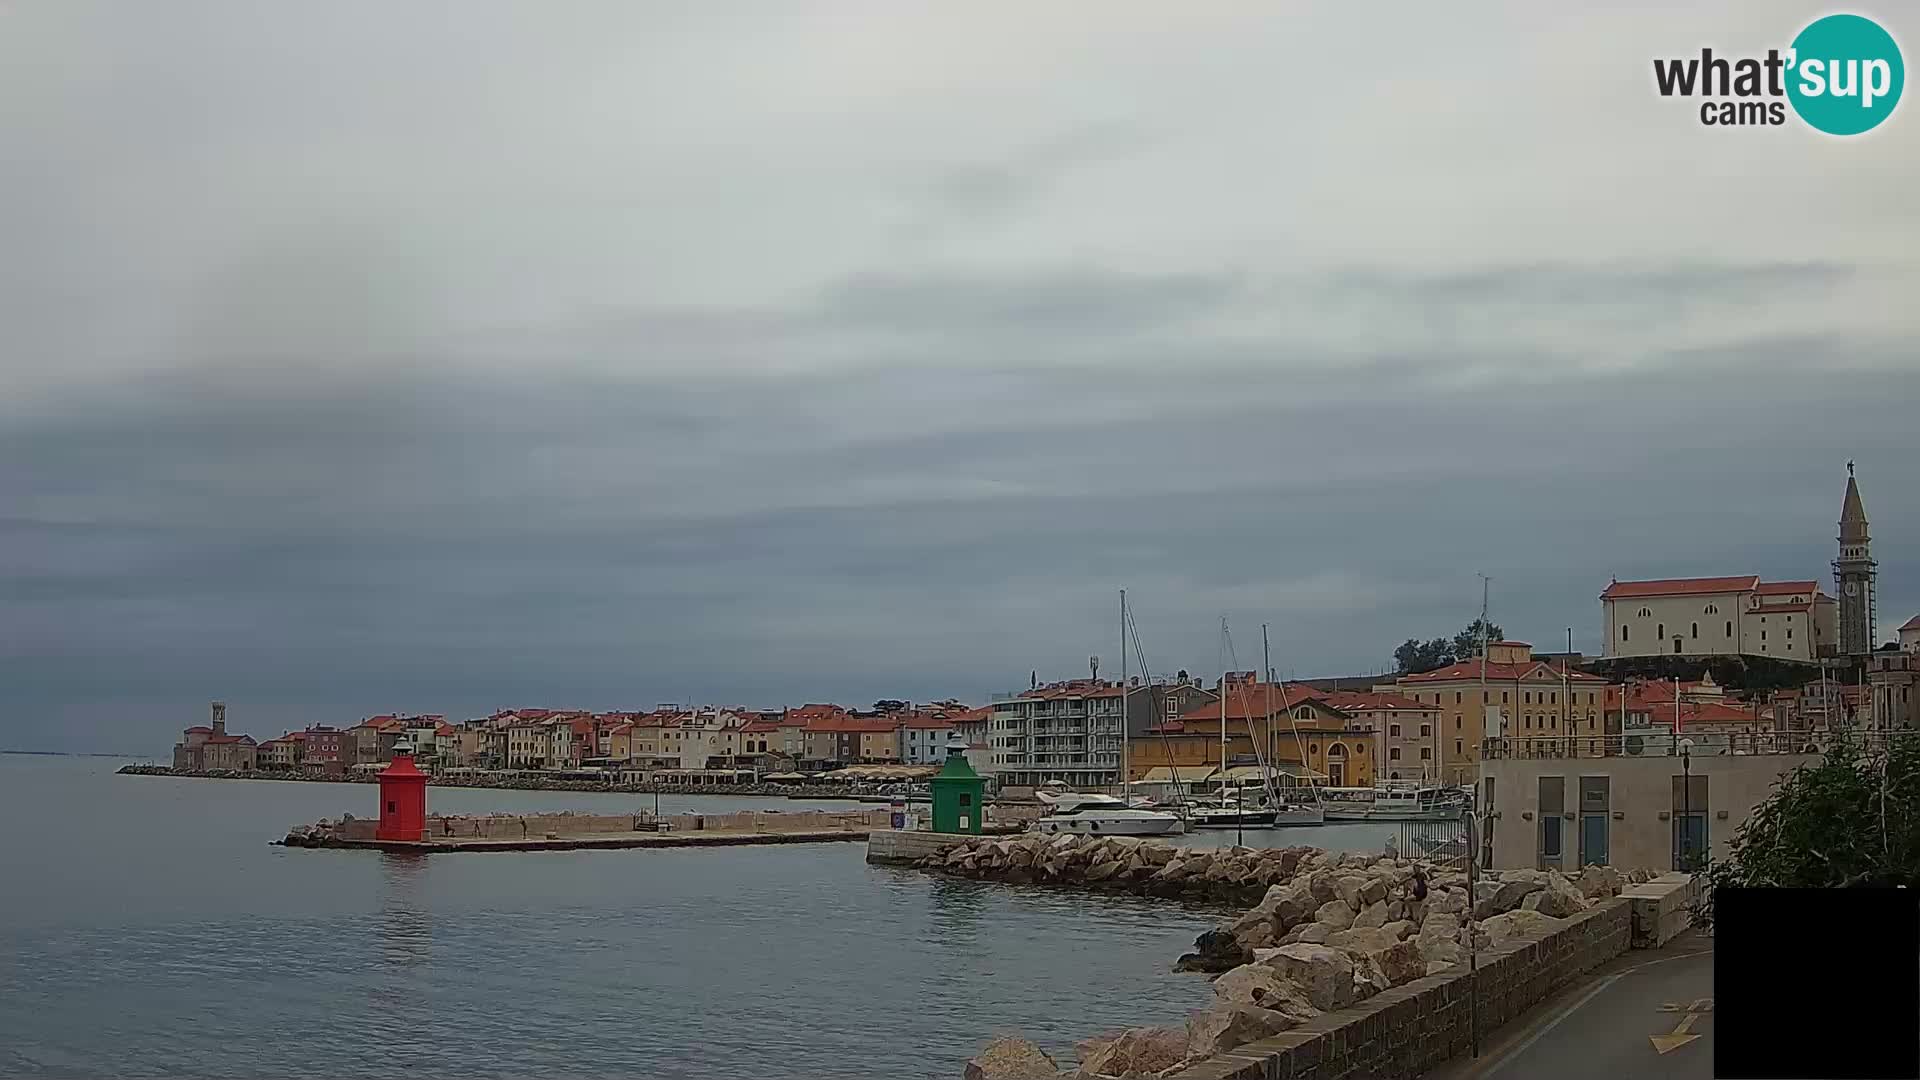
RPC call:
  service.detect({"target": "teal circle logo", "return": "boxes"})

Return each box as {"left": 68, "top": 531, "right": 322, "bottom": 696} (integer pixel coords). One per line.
{"left": 1787, "top": 14, "right": 1904, "bottom": 135}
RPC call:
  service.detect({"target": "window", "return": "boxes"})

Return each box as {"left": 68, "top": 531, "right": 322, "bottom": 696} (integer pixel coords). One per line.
{"left": 1639, "top": 607, "right": 1652, "bottom": 618}
{"left": 1502, "top": 691, "right": 1509, "bottom": 704}
{"left": 1762, "top": 630, "right": 1768, "bottom": 641}
{"left": 1622, "top": 626, "right": 1630, "bottom": 642}
{"left": 1524, "top": 692, "right": 1532, "bottom": 705}
{"left": 1704, "top": 603, "right": 1719, "bottom": 615}
{"left": 1657, "top": 623, "right": 1665, "bottom": 639}
{"left": 1691, "top": 622, "right": 1699, "bottom": 639}
{"left": 1787, "top": 628, "right": 1793, "bottom": 640}
{"left": 1455, "top": 691, "right": 1462, "bottom": 705}
{"left": 1726, "top": 621, "right": 1733, "bottom": 638}
{"left": 1420, "top": 724, "right": 1432, "bottom": 736}
{"left": 1455, "top": 739, "right": 1464, "bottom": 756}
{"left": 1390, "top": 723, "right": 1401, "bottom": 737}
{"left": 1551, "top": 692, "right": 1558, "bottom": 705}
{"left": 1389, "top": 748, "right": 1401, "bottom": 760}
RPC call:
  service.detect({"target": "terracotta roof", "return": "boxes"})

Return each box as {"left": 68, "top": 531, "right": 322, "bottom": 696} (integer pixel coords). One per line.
{"left": 901, "top": 714, "right": 956, "bottom": 730}
{"left": 1174, "top": 683, "right": 1345, "bottom": 724}
{"left": 1602, "top": 576, "right": 1760, "bottom": 599}
{"left": 805, "top": 717, "right": 904, "bottom": 734}
{"left": 1317, "top": 690, "right": 1437, "bottom": 713}
{"left": 1012, "top": 681, "right": 1127, "bottom": 701}
{"left": 1399, "top": 659, "right": 1606, "bottom": 684}
{"left": 1901, "top": 614, "right": 1920, "bottom": 632}
{"left": 1489, "top": 641, "right": 1533, "bottom": 649}
{"left": 183, "top": 725, "right": 213, "bottom": 734}
{"left": 738, "top": 720, "right": 781, "bottom": 734}
{"left": 1755, "top": 580, "right": 1819, "bottom": 596}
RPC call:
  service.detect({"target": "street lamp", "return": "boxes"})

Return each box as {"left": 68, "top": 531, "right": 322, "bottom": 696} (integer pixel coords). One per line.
{"left": 1463, "top": 804, "right": 1480, "bottom": 1059}
{"left": 1679, "top": 737, "right": 1695, "bottom": 871}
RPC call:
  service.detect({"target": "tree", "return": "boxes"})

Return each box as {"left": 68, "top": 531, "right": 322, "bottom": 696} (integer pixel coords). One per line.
{"left": 1695, "top": 733, "right": 1920, "bottom": 927}
{"left": 872, "top": 699, "right": 910, "bottom": 715}
{"left": 1394, "top": 638, "right": 1454, "bottom": 675}
{"left": 1451, "top": 619, "right": 1504, "bottom": 662}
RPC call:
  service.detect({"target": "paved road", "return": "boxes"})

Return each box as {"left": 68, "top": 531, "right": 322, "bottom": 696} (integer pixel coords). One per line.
{"left": 1436, "top": 933, "right": 1715, "bottom": 1080}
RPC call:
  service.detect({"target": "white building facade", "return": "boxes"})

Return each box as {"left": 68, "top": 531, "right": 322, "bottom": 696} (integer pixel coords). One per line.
{"left": 1601, "top": 576, "right": 1835, "bottom": 663}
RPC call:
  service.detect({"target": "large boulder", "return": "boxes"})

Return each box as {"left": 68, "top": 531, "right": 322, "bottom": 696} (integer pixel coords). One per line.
{"left": 1325, "top": 927, "right": 1400, "bottom": 955}
{"left": 1576, "top": 864, "right": 1624, "bottom": 899}
{"left": 1350, "top": 952, "right": 1391, "bottom": 1000}
{"left": 1351, "top": 900, "right": 1388, "bottom": 929}
{"left": 1418, "top": 911, "right": 1461, "bottom": 941}
{"left": 1185, "top": 1004, "right": 1302, "bottom": 1059}
{"left": 1230, "top": 917, "right": 1276, "bottom": 950}
{"left": 1306, "top": 870, "right": 1340, "bottom": 904}
{"left": 1428, "top": 887, "right": 1467, "bottom": 915}
{"left": 1294, "top": 922, "right": 1332, "bottom": 944}
{"left": 1476, "top": 879, "right": 1545, "bottom": 920}
{"left": 964, "top": 1036, "right": 1061, "bottom": 1080}
{"left": 1334, "top": 875, "right": 1368, "bottom": 910}
{"left": 1420, "top": 934, "right": 1465, "bottom": 967}
{"left": 1314, "top": 900, "right": 1357, "bottom": 931}
{"left": 1263, "top": 943, "right": 1354, "bottom": 1011}
{"left": 1175, "top": 929, "right": 1253, "bottom": 974}
{"left": 1479, "top": 909, "right": 1562, "bottom": 949}
{"left": 1074, "top": 1027, "right": 1185, "bottom": 1079}
{"left": 1380, "top": 920, "right": 1415, "bottom": 941}
{"left": 1359, "top": 877, "right": 1390, "bottom": 906}
{"left": 1521, "top": 874, "right": 1588, "bottom": 918}
{"left": 1211, "top": 963, "right": 1319, "bottom": 1019}
{"left": 1370, "top": 939, "right": 1427, "bottom": 987}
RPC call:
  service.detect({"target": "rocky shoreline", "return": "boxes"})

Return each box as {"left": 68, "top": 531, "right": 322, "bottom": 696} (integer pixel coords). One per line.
{"left": 929, "top": 834, "right": 1656, "bottom": 1079}
{"left": 115, "top": 764, "right": 867, "bottom": 799}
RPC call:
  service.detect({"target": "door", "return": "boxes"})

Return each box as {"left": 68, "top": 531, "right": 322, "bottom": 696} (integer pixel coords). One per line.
{"left": 1580, "top": 814, "right": 1609, "bottom": 866}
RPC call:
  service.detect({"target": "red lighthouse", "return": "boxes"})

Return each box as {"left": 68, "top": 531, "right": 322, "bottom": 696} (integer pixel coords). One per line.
{"left": 375, "top": 737, "right": 428, "bottom": 842}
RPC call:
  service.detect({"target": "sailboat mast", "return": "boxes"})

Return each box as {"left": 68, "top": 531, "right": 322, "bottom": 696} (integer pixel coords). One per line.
{"left": 1120, "top": 589, "right": 1129, "bottom": 801}
{"left": 1220, "top": 617, "right": 1229, "bottom": 796}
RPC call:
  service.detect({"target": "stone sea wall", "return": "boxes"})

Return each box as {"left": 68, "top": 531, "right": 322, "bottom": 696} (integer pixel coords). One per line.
{"left": 942, "top": 834, "right": 1666, "bottom": 1079}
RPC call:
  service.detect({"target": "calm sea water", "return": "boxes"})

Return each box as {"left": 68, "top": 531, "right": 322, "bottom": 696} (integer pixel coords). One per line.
{"left": 0, "top": 756, "right": 1251, "bottom": 1079}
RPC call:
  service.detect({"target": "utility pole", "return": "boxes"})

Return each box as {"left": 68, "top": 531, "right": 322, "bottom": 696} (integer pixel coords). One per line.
{"left": 1564, "top": 627, "right": 1573, "bottom": 755}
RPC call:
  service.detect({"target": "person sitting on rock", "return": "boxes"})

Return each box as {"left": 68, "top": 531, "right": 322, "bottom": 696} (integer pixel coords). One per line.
{"left": 1409, "top": 866, "right": 1429, "bottom": 903}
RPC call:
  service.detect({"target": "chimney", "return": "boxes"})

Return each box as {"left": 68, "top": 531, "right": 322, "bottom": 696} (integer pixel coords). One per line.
{"left": 211, "top": 701, "right": 227, "bottom": 737}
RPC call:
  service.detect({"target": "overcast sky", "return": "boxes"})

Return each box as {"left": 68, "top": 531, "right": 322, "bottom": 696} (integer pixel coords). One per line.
{"left": 4, "top": 2, "right": 1916, "bottom": 753}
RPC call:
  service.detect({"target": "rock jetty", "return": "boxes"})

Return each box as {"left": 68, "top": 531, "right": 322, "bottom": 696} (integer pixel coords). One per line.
{"left": 915, "top": 833, "right": 1322, "bottom": 906}
{"left": 951, "top": 840, "right": 1657, "bottom": 1078}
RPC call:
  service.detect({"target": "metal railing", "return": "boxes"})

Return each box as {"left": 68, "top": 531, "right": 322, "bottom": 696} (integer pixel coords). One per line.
{"left": 1483, "top": 728, "right": 1916, "bottom": 760}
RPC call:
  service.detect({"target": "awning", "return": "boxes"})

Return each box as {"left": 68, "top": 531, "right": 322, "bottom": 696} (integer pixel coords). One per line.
{"left": 1137, "top": 766, "right": 1216, "bottom": 783}
{"left": 1219, "top": 763, "right": 1327, "bottom": 783}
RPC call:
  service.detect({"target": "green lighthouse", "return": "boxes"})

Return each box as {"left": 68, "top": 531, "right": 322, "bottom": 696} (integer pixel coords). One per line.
{"left": 928, "top": 739, "right": 986, "bottom": 834}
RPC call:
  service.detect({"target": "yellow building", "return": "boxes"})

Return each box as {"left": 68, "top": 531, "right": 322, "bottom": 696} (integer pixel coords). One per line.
{"left": 1379, "top": 641, "right": 1609, "bottom": 785}
{"left": 1130, "top": 679, "right": 1376, "bottom": 788}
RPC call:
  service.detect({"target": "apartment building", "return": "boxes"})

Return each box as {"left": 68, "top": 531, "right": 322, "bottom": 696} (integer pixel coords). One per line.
{"left": 1381, "top": 641, "right": 1610, "bottom": 785}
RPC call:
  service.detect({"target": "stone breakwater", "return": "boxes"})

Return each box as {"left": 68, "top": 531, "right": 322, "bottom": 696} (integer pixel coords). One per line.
{"left": 117, "top": 764, "right": 865, "bottom": 799}
{"left": 936, "top": 834, "right": 1659, "bottom": 1079}
{"left": 278, "top": 807, "right": 890, "bottom": 847}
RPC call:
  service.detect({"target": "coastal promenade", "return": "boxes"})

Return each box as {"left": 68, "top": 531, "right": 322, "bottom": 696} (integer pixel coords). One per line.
{"left": 119, "top": 763, "right": 874, "bottom": 799}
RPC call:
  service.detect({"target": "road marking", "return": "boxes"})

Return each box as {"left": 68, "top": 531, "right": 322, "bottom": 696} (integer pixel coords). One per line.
{"left": 1473, "top": 948, "right": 1712, "bottom": 1078}
{"left": 1650, "top": 998, "right": 1711, "bottom": 1054}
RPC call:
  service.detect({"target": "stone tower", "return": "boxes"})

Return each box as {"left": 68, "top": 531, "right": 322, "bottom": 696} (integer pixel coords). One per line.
{"left": 1834, "top": 462, "right": 1877, "bottom": 656}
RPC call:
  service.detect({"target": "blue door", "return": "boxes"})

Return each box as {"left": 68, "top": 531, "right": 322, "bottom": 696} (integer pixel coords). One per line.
{"left": 1580, "top": 813, "right": 1609, "bottom": 866}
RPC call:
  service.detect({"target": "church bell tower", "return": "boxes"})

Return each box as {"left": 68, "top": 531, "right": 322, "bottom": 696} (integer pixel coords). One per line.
{"left": 1834, "top": 462, "right": 1877, "bottom": 656}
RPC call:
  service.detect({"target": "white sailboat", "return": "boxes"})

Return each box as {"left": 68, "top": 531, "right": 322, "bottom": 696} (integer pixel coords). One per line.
{"left": 1029, "top": 591, "right": 1184, "bottom": 837}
